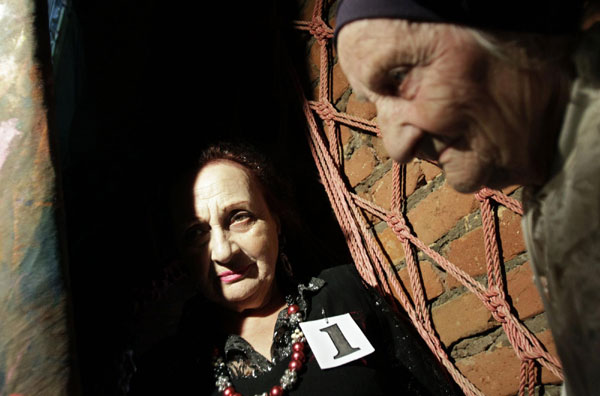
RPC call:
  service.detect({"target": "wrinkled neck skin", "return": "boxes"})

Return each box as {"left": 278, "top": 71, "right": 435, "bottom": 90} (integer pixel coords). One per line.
{"left": 218, "top": 283, "right": 286, "bottom": 360}
{"left": 486, "top": 58, "right": 573, "bottom": 190}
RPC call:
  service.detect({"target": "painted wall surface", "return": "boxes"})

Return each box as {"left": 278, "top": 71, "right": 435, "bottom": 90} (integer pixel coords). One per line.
{"left": 0, "top": 0, "right": 72, "bottom": 394}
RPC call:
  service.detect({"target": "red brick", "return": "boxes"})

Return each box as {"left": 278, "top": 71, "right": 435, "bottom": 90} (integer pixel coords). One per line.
{"left": 376, "top": 226, "right": 405, "bottom": 264}
{"left": 407, "top": 182, "right": 478, "bottom": 245}
{"left": 497, "top": 207, "right": 526, "bottom": 261}
{"left": 340, "top": 125, "right": 353, "bottom": 146}
{"left": 456, "top": 343, "right": 525, "bottom": 396}
{"left": 398, "top": 261, "right": 444, "bottom": 302}
{"left": 432, "top": 292, "right": 494, "bottom": 346}
{"left": 331, "top": 21, "right": 338, "bottom": 60}
{"left": 371, "top": 170, "right": 393, "bottom": 211}
{"left": 344, "top": 145, "right": 376, "bottom": 187}
{"left": 506, "top": 262, "right": 544, "bottom": 320}
{"left": 501, "top": 185, "right": 520, "bottom": 195}
{"left": 420, "top": 160, "right": 442, "bottom": 181}
{"left": 332, "top": 62, "right": 350, "bottom": 102}
{"left": 329, "top": 15, "right": 336, "bottom": 31}
{"left": 405, "top": 159, "right": 425, "bottom": 197}
{"left": 537, "top": 330, "right": 562, "bottom": 384}
{"left": 456, "top": 329, "right": 561, "bottom": 396}
{"left": 346, "top": 92, "right": 377, "bottom": 120}
{"left": 356, "top": 188, "right": 377, "bottom": 223}
{"left": 327, "top": 0, "right": 339, "bottom": 26}
{"left": 444, "top": 209, "right": 528, "bottom": 290}
{"left": 311, "top": 83, "right": 319, "bottom": 101}
{"left": 445, "top": 227, "right": 486, "bottom": 289}
{"left": 371, "top": 137, "right": 390, "bottom": 162}
{"left": 357, "top": 188, "right": 371, "bottom": 202}
{"left": 308, "top": 42, "right": 321, "bottom": 82}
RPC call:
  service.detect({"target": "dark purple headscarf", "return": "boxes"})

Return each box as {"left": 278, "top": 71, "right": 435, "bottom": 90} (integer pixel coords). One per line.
{"left": 334, "top": 0, "right": 584, "bottom": 43}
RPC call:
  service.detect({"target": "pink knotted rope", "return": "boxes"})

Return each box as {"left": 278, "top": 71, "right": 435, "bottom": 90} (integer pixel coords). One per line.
{"left": 291, "top": 1, "right": 563, "bottom": 394}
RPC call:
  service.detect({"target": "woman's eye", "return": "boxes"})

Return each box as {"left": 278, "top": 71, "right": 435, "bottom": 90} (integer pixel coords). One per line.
{"left": 388, "top": 66, "right": 409, "bottom": 85}
{"left": 229, "top": 211, "right": 254, "bottom": 229}
{"left": 182, "top": 225, "right": 209, "bottom": 245}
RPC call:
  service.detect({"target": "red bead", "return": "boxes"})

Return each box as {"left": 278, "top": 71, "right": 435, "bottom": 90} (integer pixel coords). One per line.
{"left": 288, "top": 359, "right": 303, "bottom": 371}
{"left": 222, "top": 386, "right": 235, "bottom": 396}
{"left": 292, "top": 350, "right": 305, "bottom": 362}
{"left": 270, "top": 385, "right": 284, "bottom": 396}
{"left": 287, "top": 304, "right": 299, "bottom": 315}
{"left": 292, "top": 342, "right": 304, "bottom": 352}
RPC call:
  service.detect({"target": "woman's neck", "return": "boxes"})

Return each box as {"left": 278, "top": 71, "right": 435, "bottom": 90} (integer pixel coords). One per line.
{"left": 220, "top": 287, "right": 286, "bottom": 361}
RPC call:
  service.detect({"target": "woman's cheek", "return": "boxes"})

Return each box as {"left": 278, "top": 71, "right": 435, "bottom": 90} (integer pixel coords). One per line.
{"left": 247, "top": 223, "right": 275, "bottom": 255}
{"left": 417, "top": 84, "right": 462, "bottom": 132}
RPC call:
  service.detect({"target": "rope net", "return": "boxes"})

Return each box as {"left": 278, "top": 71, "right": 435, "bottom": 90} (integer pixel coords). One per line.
{"left": 291, "top": 1, "right": 562, "bottom": 395}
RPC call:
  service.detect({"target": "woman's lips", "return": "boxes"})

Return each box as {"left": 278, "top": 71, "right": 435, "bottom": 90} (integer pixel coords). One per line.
{"left": 218, "top": 264, "right": 252, "bottom": 284}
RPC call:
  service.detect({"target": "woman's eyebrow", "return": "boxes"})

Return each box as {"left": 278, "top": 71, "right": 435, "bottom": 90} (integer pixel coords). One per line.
{"left": 220, "top": 201, "right": 253, "bottom": 219}
{"left": 223, "top": 200, "right": 250, "bottom": 211}
{"left": 184, "top": 200, "right": 252, "bottom": 228}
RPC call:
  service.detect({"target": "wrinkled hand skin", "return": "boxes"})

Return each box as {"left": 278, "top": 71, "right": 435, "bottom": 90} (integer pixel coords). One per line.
{"left": 0, "top": 0, "right": 72, "bottom": 395}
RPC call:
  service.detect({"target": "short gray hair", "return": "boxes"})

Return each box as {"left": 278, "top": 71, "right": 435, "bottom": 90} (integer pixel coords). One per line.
{"left": 468, "top": 28, "right": 576, "bottom": 72}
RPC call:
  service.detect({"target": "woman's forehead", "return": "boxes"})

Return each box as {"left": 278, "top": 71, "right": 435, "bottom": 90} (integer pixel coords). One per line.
{"left": 193, "top": 161, "right": 254, "bottom": 201}
{"left": 340, "top": 19, "right": 424, "bottom": 49}
{"left": 344, "top": 18, "right": 463, "bottom": 51}
{"left": 339, "top": 19, "right": 436, "bottom": 70}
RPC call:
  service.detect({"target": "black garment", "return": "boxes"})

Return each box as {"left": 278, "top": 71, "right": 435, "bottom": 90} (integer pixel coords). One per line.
{"left": 333, "top": 0, "right": 584, "bottom": 43}
{"left": 131, "top": 265, "right": 463, "bottom": 395}
{"left": 216, "top": 277, "right": 327, "bottom": 378}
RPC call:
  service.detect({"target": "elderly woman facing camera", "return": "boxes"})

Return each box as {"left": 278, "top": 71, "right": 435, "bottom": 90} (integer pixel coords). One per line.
{"left": 335, "top": 1, "right": 600, "bottom": 395}
{"left": 132, "top": 143, "right": 462, "bottom": 395}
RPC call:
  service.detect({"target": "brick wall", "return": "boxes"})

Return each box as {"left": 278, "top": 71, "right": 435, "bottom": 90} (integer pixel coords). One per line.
{"left": 293, "top": 1, "right": 562, "bottom": 394}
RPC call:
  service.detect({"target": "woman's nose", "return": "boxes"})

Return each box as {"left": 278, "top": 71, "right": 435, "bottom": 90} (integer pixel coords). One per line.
{"left": 210, "top": 229, "right": 235, "bottom": 264}
{"left": 376, "top": 102, "right": 423, "bottom": 164}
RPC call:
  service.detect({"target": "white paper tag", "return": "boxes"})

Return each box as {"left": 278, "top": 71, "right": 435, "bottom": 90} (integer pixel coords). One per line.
{"left": 299, "top": 313, "right": 375, "bottom": 369}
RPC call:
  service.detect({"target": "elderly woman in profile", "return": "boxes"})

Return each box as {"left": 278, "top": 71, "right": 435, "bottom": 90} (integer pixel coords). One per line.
{"left": 131, "top": 143, "right": 462, "bottom": 395}
{"left": 335, "top": 1, "right": 600, "bottom": 395}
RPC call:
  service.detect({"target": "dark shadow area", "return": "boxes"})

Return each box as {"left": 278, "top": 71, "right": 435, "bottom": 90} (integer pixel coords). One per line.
{"left": 54, "top": 1, "right": 351, "bottom": 394}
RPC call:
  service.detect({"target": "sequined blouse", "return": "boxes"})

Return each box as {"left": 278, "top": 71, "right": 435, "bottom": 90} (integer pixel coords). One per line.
{"left": 223, "top": 277, "right": 325, "bottom": 379}
{"left": 131, "top": 265, "right": 464, "bottom": 395}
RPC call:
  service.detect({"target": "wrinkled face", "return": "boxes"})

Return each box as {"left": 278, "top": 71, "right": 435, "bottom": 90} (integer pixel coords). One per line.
{"left": 338, "top": 19, "right": 537, "bottom": 192}
{"left": 178, "top": 161, "right": 280, "bottom": 312}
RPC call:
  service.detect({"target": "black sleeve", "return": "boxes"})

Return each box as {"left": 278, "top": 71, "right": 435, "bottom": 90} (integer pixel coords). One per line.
{"left": 368, "top": 287, "right": 464, "bottom": 395}
{"left": 321, "top": 265, "right": 464, "bottom": 396}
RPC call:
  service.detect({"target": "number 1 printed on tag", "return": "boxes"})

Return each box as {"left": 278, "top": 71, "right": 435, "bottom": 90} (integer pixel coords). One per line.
{"left": 299, "top": 313, "right": 375, "bottom": 369}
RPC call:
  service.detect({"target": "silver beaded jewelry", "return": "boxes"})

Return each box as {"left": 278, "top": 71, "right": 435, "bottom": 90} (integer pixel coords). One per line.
{"left": 212, "top": 298, "right": 308, "bottom": 396}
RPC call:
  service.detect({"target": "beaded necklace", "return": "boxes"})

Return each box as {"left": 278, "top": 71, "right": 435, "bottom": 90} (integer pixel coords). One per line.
{"left": 212, "top": 298, "right": 309, "bottom": 396}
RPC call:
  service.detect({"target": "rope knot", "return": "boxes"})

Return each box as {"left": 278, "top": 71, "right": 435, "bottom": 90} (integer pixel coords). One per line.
{"left": 475, "top": 187, "right": 494, "bottom": 202}
{"left": 386, "top": 213, "right": 411, "bottom": 240}
{"left": 519, "top": 349, "right": 545, "bottom": 360}
{"left": 484, "top": 287, "right": 511, "bottom": 323}
{"left": 309, "top": 16, "right": 334, "bottom": 43}
{"left": 313, "top": 101, "right": 336, "bottom": 122}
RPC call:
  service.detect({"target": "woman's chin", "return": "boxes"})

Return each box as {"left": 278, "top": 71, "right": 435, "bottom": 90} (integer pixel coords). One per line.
{"left": 444, "top": 170, "right": 486, "bottom": 193}
{"left": 218, "top": 282, "right": 266, "bottom": 312}
{"left": 442, "top": 156, "right": 494, "bottom": 193}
